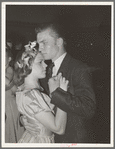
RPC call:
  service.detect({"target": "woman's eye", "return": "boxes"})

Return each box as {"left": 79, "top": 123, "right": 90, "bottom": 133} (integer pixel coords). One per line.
{"left": 39, "top": 61, "right": 42, "bottom": 64}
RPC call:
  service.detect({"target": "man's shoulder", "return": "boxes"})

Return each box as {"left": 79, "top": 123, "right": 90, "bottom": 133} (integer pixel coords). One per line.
{"left": 66, "top": 54, "right": 88, "bottom": 69}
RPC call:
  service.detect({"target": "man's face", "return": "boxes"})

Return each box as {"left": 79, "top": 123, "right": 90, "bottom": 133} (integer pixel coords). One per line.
{"left": 37, "top": 28, "right": 59, "bottom": 62}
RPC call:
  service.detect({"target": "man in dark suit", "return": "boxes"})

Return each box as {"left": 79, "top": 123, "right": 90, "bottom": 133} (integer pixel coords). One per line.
{"left": 30, "top": 23, "right": 96, "bottom": 143}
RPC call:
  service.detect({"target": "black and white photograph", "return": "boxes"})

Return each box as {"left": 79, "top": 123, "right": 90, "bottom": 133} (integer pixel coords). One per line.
{"left": 1, "top": 1, "right": 114, "bottom": 148}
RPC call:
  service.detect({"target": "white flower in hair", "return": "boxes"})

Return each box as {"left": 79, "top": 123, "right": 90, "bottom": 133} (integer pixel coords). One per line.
{"left": 17, "top": 41, "right": 38, "bottom": 68}
{"left": 24, "top": 41, "right": 38, "bottom": 58}
{"left": 24, "top": 41, "right": 37, "bottom": 52}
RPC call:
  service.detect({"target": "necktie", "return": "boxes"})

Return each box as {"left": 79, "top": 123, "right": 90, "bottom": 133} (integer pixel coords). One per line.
{"left": 47, "top": 62, "right": 54, "bottom": 79}
{"left": 47, "top": 62, "right": 57, "bottom": 114}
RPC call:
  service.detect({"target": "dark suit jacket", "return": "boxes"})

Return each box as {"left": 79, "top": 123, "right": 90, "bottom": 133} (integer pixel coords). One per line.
{"left": 40, "top": 53, "right": 96, "bottom": 143}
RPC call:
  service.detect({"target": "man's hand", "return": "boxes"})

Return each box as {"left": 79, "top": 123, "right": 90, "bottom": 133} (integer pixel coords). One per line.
{"left": 20, "top": 115, "right": 39, "bottom": 132}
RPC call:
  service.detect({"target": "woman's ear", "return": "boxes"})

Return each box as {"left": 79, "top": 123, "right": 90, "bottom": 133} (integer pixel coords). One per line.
{"left": 57, "top": 37, "right": 63, "bottom": 47}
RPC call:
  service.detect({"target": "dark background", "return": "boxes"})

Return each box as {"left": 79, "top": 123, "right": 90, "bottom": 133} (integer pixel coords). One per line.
{"left": 6, "top": 5, "right": 111, "bottom": 143}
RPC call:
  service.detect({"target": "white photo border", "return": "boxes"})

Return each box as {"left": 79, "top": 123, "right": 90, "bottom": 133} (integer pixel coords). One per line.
{"left": 1, "top": 1, "right": 114, "bottom": 148}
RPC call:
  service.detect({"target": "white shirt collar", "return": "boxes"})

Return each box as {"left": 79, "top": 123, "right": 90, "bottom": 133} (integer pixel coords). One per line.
{"left": 52, "top": 52, "right": 67, "bottom": 76}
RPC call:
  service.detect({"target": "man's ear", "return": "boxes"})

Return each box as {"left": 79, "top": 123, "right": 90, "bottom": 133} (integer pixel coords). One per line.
{"left": 57, "top": 37, "right": 63, "bottom": 47}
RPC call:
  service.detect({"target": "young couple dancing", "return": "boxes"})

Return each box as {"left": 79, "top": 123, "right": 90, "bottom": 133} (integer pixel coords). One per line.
{"left": 6, "top": 23, "right": 96, "bottom": 143}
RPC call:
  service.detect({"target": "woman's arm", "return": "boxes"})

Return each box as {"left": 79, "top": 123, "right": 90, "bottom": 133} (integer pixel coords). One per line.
{"left": 35, "top": 74, "right": 68, "bottom": 134}
{"left": 34, "top": 108, "right": 67, "bottom": 134}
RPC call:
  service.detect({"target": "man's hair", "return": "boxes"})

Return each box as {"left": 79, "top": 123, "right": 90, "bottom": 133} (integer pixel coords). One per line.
{"left": 35, "top": 23, "right": 67, "bottom": 47}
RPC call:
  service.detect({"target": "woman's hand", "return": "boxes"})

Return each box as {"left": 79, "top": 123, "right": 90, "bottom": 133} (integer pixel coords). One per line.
{"left": 59, "top": 76, "right": 69, "bottom": 91}
{"left": 48, "top": 73, "right": 69, "bottom": 93}
{"left": 48, "top": 73, "right": 62, "bottom": 93}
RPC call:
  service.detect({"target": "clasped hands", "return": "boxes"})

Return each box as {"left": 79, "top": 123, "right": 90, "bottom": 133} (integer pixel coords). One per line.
{"left": 48, "top": 73, "right": 69, "bottom": 93}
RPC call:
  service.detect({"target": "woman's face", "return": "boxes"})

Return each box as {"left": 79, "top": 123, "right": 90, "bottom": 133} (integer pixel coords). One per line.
{"left": 31, "top": 53, "right": 47, "bottom": 79}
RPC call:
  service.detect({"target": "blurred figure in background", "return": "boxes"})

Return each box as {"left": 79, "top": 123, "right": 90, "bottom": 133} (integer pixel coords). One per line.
{"left": 5, "top": 44, "right": 24, "bottom": 143}
{"left": 13, "top": 40, "right": 23, "bottom": 61}
{"left": 6, "top": 39, "right": 13, "bottom": 50}
{"left": 7, "top": 32, "right": 25, "bottom": 62}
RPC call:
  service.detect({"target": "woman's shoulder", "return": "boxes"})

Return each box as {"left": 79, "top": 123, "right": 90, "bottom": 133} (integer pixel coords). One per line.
{"left": 16, "top": 89, "right": 50, "bottom": 115}
{"left": 16, "top": 89, "right": 54, "bottom": 115}
{"left": 30, "top": 89, "right": 54, "bottom": 112}
{"left": 16, "top": 88, "right": 41, "bottom": 103}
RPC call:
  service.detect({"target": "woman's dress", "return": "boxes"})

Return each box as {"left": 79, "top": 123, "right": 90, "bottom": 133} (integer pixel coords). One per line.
{"left": 16, "top": 88, "right": 55, "bottom": 143}
{"left": 5, "top": 85, "right": 24, "bottom": 143}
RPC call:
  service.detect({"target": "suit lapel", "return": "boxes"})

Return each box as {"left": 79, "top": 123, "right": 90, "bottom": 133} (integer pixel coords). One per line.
{"left": 53, "top": 54, "right": 72, "bottom": 113}
{"left": 57, "top": 53, "right": 72, "bottom": 77}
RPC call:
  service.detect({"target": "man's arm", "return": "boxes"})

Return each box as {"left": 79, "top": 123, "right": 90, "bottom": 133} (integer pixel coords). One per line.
{"left": 51, "top": 69, "right": 96, "bottom": 119}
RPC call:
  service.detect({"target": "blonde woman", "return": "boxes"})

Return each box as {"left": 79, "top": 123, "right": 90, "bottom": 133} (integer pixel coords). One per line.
{"left": 14, "top": 42, "right": 68, "bottom": 143}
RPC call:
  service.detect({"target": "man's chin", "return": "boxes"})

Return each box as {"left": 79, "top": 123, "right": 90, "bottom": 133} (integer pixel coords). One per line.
{"left": 42, "top": 55, "right": 50, "bottom": 60}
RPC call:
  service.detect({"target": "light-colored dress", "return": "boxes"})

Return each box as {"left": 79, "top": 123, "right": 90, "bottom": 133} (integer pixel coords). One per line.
{"left": 16, "top": 88, "right": 55, "bottom": 143}
{"left": 5, "top": 67, "right": 24, "bottom": 143}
